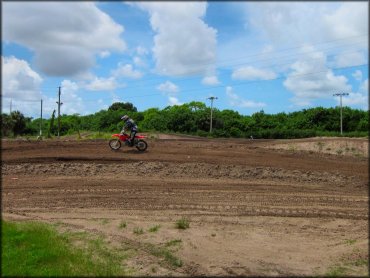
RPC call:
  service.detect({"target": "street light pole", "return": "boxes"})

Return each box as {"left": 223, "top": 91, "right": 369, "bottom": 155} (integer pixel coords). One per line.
{"left": 207, "top": 96, "right": 218, "bottom": 133}
{"left": 40, "top": 99, "right": 43, "bottom": 137}
{"left": 333, "top": 93, "right": 349, "bottom": 135}
{"left": 56, "top": 86, "right": 63, "bottom": 139}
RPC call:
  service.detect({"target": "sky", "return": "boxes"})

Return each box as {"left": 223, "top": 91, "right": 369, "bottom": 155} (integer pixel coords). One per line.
{"left": 2, "top": 1, "right": 369, "bottom": 119}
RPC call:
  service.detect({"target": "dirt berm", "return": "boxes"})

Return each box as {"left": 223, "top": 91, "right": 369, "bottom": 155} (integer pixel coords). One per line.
{"left": 2, "top": 136, "right": 368, "bottom": 276}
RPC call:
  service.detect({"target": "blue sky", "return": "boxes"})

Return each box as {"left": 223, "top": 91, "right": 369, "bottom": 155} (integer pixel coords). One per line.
{"left": 2, "top": 1, "right": 368, "bottom": 118}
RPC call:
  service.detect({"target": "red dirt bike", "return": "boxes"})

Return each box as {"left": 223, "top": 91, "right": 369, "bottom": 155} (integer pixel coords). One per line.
{"left": 109, "top": 131, "right": 148, "bottom": 152}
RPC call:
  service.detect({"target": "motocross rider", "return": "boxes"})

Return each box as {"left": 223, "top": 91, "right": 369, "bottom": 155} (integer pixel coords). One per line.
{"left": 120, "top": 115, "right": 138, "bottom": 146}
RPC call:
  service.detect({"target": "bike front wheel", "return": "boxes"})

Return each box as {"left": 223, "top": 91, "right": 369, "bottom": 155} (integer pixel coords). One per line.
{"left": 109, "top": 139, "right": 121, "bottom": 150}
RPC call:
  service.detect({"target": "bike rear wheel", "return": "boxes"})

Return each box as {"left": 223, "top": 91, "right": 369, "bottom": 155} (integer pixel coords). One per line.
{"left": 135, "top": 139, "right": 148, "bottom": 152}
{"left": 109, "top": 139, "right": 121, "bottom": 150}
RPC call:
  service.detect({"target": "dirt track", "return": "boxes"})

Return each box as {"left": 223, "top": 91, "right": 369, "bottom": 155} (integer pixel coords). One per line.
{"left": 2, "top": 136, "right": 369, "bottom": 276}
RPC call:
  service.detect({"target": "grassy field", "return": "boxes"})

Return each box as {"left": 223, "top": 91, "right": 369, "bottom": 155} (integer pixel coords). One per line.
{"left": 2, "top": 220, "right": 131, "bottom": 276}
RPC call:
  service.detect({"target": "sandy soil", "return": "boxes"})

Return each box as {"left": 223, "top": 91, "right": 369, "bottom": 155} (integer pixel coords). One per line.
{"left": 263, "top": 137, "right": 368, "bottom": 158}
{"left": 2, "top": 136, "right": 368, "bottom": 276}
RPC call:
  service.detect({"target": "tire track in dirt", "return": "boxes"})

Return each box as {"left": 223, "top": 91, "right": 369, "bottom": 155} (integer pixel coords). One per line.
{"left": 2, "top": 161, "right": 365, "bottom": 188}
{"left": 2, "top": 138, "right": 368, "bottom": 276}
{"left": 3, "top": 188, "right": 368, "bottom": 208}
{"left": 3, "top": 180, "right": 368, "bottom": 220}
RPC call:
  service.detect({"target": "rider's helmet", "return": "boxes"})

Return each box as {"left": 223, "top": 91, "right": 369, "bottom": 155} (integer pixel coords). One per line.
{"left": 121, "top": 115, "right": 129, "bottom": 122}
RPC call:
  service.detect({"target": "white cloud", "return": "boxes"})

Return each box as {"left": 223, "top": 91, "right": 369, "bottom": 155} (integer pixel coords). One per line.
{"left": 2, "top": 56, "right": 42, "bottom": 101}
{"left": 136, "top": 46, "right": 149, "bottom": 56}
{"left": 262, "top": 45, "right": 274, "bottom": 54}
{"left": 246, "top": 3, "right": 322, "bottom": 45}
{"left": 135, "top": 2, "right": 217, "bottom": 76}
{"left": 85, "top": 77, "right": 117, "bottom": 91}
{"left": 133, "top": 56, "right": 147, "bottom": 68}
{"left": 352, "top": 70, "right": 363, "bottom": 81}
{"left": 341, "top": 79, "right": 368, "bottom": 109}
{"left": 323, "top": 3, "right": 368, "bottom": 39}
{"left": 342, "top": 93, "right": 367, "bottom": 108}
{"left": 218, "top": 3, "right": 367, "bottom": 83}
{"left": 99, "top": 51, "right": 111, "bottom": 58}
{"left": 360, "top": 79, "right": 368, "bottom": 94}
{"left": 3, "top": 2, "right": 125, "bottom": 77}
{"left": 2, "top": 55, "right": 44, "bottom": 116}
{"left": 232, "top": 66, "right": 277, "bottom": 81}
{"left": 334, "top": 51, "right": 367, "bottom": 68}
{"left": 156, "top": 81, "right": 179, "bottom": 94}
{"left": 112, "top": 63, "right": 143, "bottom": 79}
{"left": 246, "top": 2, "right": 368, "bottom": 45}
{"left": 226, "top": 86, "right": 266, "bottom": 108}
{"left": 283, "top": 47, "right": 352, "bottom": 106}
{"left": 157, "top": 81, "right": 181, "bottom": 105}
{"left": 58, "top": 80, "right": 86, "bottom": 115}
{"left": 168, "top": 96, "right": 182, "bottom": 106}
{"left": 202, "top": 76, "right": 220, "bottom": 86}
{"left": 9, "top": 79, "right": 87, "bottom": 118}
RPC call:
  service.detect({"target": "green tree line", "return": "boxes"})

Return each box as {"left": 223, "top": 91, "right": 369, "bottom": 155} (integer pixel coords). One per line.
{"left": 1, "top": 101, "right": 368, "bottom": 139}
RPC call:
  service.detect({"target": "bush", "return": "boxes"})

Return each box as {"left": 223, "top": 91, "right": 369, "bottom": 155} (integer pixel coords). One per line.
{"left": 175, "top": 218, "right": 190, "bottom": 229}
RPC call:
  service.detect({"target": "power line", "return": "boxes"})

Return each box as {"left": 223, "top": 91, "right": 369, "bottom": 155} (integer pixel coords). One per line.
{"left": 86, "top": 63, "right": 368, "bottom": 101}
{"left": 3, "top": 63, "right": 367, "bottom": 105}
{"left": 6, "top": 46, "right": 365, "bottom": 102}
{"left": 99, "top": 39, "right": 367, "bottom": 91}
{"left": 125, "top": 34, "right": 367, "bottom": 82}
{"left": 21, "top": 36, "right": 362, "bottom": 96}
{"left": 2, "top": 36, "right": 367, "bottom": 99}
{"left": 124, "top": 41, "right": 367, "bottom": 92}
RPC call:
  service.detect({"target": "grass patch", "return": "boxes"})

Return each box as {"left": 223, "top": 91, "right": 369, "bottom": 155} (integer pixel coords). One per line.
{"left": 133, "top": 227, "right": 144, "bottom": 235}
{"left": 151, "top": 265, "right": 158, "bottom": 273}
{"left": 325, "top": 265, "right": 350, "bottom": 277}
{"left": 352, "top": 258, "right": 368, "bottom": 267}
{"left": 165, "top": 239, "right": 182, "bottom": 248}
{"left": 325, "top": 248, "right": 369, "bottom": 277}
{"left": 85, "top": 131, "right": 113, "bottom": 140}
{"left": 148, "top": 225, "right": 161, "bottom": 233}
{"left": 2, "top": 220, "right": 130, "bottom": 276}
{"left": 118, "top": 221, "right": 127, "bottom": 229}
{"left": 175, "top": 218, "right": 190, "bottom": 230}
{"left": 100, "top": 219, "right": 109, "bottom": 225}
{"left": 344, "top": 239, "right": 357, "bottom": 245}
{"left": 316, "top": 141, "right": 325, "bottom": 151}
{"left": 145, "top": 243, "right": 183, "bottom": 268}
{"left": 287, "top": 145, "right": 296, "bottom": 152}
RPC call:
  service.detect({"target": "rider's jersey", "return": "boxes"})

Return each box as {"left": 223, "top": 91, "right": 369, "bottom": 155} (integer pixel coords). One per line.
{"left": 124, "top": 119, "right": 138, "bottom": 131}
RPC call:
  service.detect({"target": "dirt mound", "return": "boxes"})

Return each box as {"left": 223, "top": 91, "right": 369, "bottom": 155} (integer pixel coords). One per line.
{"left": 2, "top": 161, "right": 364, "bottom": 188}
{"left": 263, "top": 137, "right": 368, "bottom": 157}
{"left": 2, "top": 137, "right": 368, "bottom": 276}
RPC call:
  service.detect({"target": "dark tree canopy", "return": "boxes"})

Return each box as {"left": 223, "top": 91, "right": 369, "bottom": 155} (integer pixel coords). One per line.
{"left": 4, "top": 102, "right": 369, "bottom": 139}
{"left": 1, "top": 111, "right": 31, "bottom": 137}
{"left": 108, "top": 102, "right": 137, "bottom": 112}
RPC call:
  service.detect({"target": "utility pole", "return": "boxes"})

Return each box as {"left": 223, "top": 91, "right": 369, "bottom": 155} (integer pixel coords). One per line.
{"left": 333, "top": 93, "right": 349, "bottom": 135}
{"left": 207, "top": 96, "right": 218, "bottom": 133}
{"left": 40, "top": 99, "right": 43, "bottom": 137}
{"left": 10, "top": 99, "right": 12, "bottom": 114}
{"left": 56, "top": 86, "right": 63, "bottom": 138}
